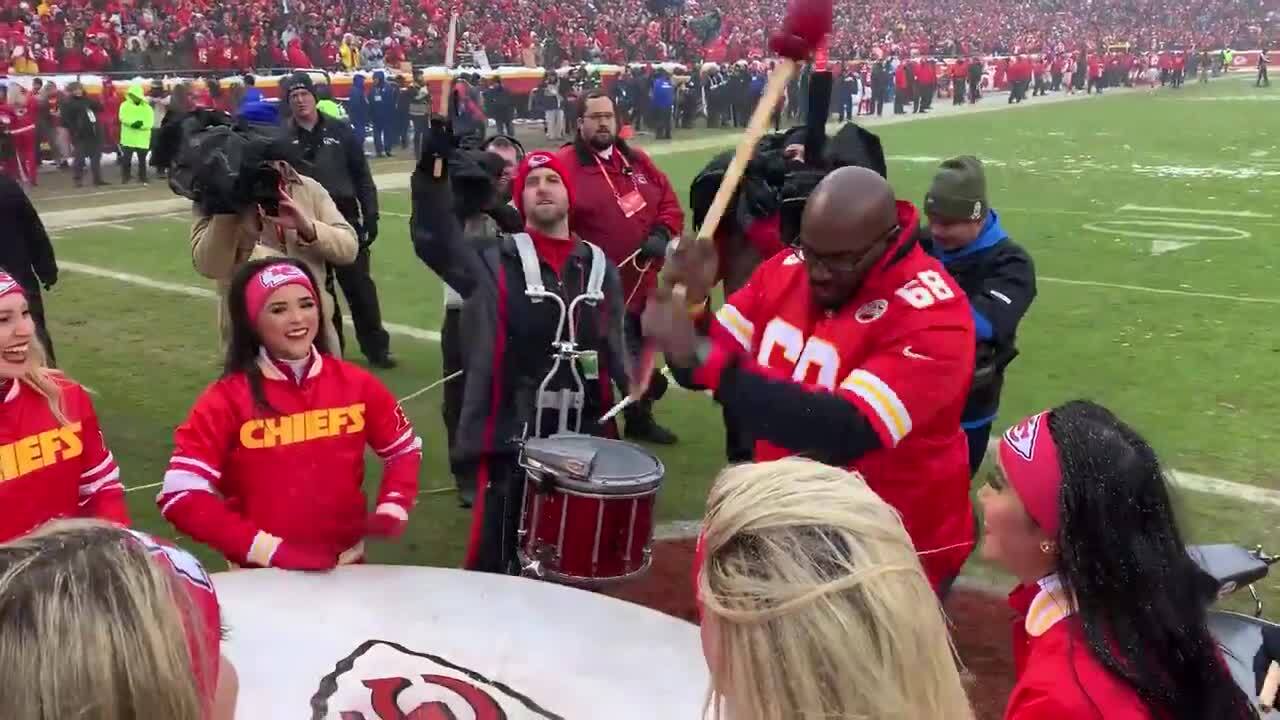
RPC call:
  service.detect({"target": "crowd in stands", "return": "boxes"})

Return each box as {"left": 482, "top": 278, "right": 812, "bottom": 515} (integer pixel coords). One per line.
{"left": 0, "top": 0, "right": 1272, "bottom": 77}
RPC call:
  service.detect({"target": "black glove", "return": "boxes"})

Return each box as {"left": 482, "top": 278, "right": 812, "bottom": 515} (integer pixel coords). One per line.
{"left": 416, "top": 115, "right": 455, "bottom": 179}
{"left": 487, "top": 203, "right": 524, "bottom": 234}
{"left": 42, "top": 275, "right": 57, "bottom": 291}
{"left": 639, "top": 225, "right": 672, "bottom": 260}
{"left": 130, "top": 120, "right": 144, "bottom": 129}
{"left": 363, "top": 216, "right": 378, "bottom": 246}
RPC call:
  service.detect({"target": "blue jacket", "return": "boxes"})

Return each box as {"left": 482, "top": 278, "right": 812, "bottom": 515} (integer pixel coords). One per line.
{"left": 651, "top": 77, "right": 675, "bottom": 109}
{"left": 348, "top": 74, "right": 368, "bottom": 128}
{"left": 370, "top": 71, "right": 396, "bottom": 124}
{"left": 925, "top": 210, "right": 1036, "bottom": 425}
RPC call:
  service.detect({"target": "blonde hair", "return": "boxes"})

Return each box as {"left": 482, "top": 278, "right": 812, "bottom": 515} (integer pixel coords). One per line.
{"left": 0, "top": 520, "right": 207, "bottom": 720}
{"left": 19, "top": 337, "right": 69, "bottom": 425}
{"left": 698, "top": 458, "right": 975, "bottom": 720}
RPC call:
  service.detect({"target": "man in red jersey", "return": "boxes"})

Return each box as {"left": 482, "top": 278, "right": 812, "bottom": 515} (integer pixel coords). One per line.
{"left": 647, "top": 166, "right": 976, "bottom": 594}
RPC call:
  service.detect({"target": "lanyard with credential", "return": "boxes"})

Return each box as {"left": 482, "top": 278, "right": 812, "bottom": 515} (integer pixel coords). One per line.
{"left": 594, "top": 152, "right": 654, "bottom": 305}
{"left": 593, "top": 151, "right": 648, "bottom": 218}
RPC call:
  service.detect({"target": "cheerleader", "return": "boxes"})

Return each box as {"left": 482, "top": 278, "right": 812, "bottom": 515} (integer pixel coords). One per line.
{"left": 0, "top": 520, "right": 236, "bottom": 720}
{"left": 157, "top": 258, "right": 422, "bottom": 570}
{"left": 0, "top": 271, "right": 128, "bottom": 541}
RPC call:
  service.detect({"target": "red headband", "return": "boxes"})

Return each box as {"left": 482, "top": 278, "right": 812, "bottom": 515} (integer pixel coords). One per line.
{"left": 0, "top": 272, "right": 25, "bottom": 301}
{"left": 512, "top": 150, "right": 574, "bottom": 217}
{"left": 998, "top": 411, "right": 1063, "bottom": 537}
{"left": 244, "top": 263, "right": 317, "bottom": 327}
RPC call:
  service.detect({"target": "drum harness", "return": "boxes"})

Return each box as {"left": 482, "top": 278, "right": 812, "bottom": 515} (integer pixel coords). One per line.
{"left": 511, "top": 232, "right": 608, "bottom": 439}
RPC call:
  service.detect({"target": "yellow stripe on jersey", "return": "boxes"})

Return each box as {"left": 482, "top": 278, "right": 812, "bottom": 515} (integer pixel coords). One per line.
{"left": 839, "top": 370, "right": 912, "bottom": 445}
{"left": 715, "top": 303, "right": 754, "bottom": 350}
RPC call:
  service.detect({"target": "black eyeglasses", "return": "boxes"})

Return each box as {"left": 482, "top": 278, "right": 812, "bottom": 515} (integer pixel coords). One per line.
{"left": 794, "top": 224, "right": 900, "bottom": 274}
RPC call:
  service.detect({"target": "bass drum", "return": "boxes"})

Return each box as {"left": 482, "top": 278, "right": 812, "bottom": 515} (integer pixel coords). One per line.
{"left": 213, "top": 566, "right": 707, "bottom": 719}
{"left": 1208, "top": 610, "right": 1279, "bottom": 717}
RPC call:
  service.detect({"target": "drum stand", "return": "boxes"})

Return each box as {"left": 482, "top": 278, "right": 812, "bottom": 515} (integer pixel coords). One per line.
{"left": 519, "top": 273, "right": 604, "bottom": 579}
{"left": 528, "top": 284, "right": 601, "bottom": 438}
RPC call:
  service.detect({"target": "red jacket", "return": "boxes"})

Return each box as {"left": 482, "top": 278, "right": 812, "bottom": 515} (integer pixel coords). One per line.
{"left": 158, "top": 351, "right": 422, "bottom": 566}
{"left": 557, "top": 142, "right": 684, "bottom": 313}
{"left": 1005, "top": 577, "right": 1153, "bottom": 719}
{"left": 894, "top": 64, "right": 909, "bottom": 90}
{"left": 950, "top": 61, "right": 967, "bottom": 79}
{"left": 0, "top": 376, "right": 128, "bottom": 542}
{"left": 697, "top": 202, "right": 976, "bottom": 589}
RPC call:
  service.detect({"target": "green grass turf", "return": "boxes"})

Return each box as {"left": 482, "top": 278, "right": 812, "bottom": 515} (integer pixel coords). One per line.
{"left": 41, "top": 76, "right": 1280, "bottom": 610}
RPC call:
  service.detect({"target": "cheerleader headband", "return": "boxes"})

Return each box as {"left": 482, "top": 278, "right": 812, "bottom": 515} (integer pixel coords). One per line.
{"left": 998, "top": 411, "right": 1063, "bottom": 537}
{"left": 0, "top": 272, "right": 25, "bottom": 301}
{"left": 245, "top": 263, "right": 317, "bottom": 326}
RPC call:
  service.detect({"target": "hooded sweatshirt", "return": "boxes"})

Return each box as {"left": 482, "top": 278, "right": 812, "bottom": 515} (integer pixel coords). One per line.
{"left": 348, "top": 74, "right": 368, "bottom": 129}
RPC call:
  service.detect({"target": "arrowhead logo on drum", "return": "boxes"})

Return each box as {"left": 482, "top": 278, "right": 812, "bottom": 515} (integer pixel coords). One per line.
{"left": 310, "top": 640, "right": 563, "bottom": 720}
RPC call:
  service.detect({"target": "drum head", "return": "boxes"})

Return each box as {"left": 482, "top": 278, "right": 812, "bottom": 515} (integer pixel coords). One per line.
{"left": 532, "top": 434, "right": 664, "bottom": 495}
{"left": 214, "top": 566, "right": 707, "bottom": 719}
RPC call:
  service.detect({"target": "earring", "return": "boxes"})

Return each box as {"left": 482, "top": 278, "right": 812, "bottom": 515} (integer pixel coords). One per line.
{"left": 1039, "top": 541, "right": 1055, "bottom": 555}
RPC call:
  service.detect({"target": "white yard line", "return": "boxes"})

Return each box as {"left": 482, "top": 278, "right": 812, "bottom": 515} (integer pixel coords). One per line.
{"left": 1040, "top": 276, "right": 1280, "bottom": 305}
{"left": 60, "top": 261, "right": 441, "bottom": 341}
{"left": 1118, "top": 204, "right": 1272, "bottom": 218}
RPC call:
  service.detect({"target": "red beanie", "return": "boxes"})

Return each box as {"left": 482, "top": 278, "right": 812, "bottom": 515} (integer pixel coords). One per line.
{"left": 512, "top": 150, "right": 575, "bottom": 217}
{"left": 244, "top": 262, "right": 318, "bottom": 327}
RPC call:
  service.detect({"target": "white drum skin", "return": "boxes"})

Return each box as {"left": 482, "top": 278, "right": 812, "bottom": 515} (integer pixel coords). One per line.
{"left": 213, "top": 565, "right": 708, "bottom": 719}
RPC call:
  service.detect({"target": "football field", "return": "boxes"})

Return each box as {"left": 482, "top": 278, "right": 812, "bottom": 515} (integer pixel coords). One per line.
{"left": 32, "top": 73, "right": 1280, "bottom": 608}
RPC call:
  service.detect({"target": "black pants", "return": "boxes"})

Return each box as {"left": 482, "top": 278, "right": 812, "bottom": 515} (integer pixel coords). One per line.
{"left": 495, "top": 117, "right": 515, "bottom": 137}
{"left": 893, "top": 91, "right": 907, "bottom": 114}
{"left": 331, "top": 200, "right": 390, "bottom": 361}
{"left": 72, "top": 144, "right": 103, "bottom": 185}
{"left": 1258, "top": 66, "right": 1270, "bottom": 87}
{"left": 968, "top": 81, "right": 981, "bottom": 103}
{"left": 25, "top": 284, "right": 55, "bottom": 367}
{"left": 953, "top": 78, "right": 965, "bottom": 104}
{"left": 622, "top": 310, "right": 669, "bottom": 429}
{"left": 920, "top": 84, "right": 934, "bottom": 111}
{"left": 654, "top": 108, "right": 672, "bottom": 139}
{"left": 441, "top": 308, "right": 470, "bottom": 496}
{"left": 965, "top": 422, "right": 993, "bottom": 478}
{"left": 412, "top": 116, "right": 429, "bottom": 157}
{"left": 120, "top": 146, "right": 147, "bottom": 182}
{"left": 873, "top": 93, "right": 885, "bottom": 116}
{"left": 468, "top": 456, "right": 524, "bottom": 574}
{"left": 335, "top": 246, "right": 390, "bottom": 360}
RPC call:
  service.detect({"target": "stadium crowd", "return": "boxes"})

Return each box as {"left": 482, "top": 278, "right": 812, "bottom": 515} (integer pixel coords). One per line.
{"left": 0, "top": 0, "right": 1271, "bottom": 75}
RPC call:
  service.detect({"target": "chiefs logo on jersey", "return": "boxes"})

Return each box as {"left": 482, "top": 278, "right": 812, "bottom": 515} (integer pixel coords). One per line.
{"left": 311, "top": 640, "right": 562, "bottom": 720}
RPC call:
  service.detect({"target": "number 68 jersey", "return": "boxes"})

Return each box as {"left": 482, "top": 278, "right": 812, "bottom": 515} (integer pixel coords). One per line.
{"left": 705, "top": 201, "right": 977, "bottom": 587}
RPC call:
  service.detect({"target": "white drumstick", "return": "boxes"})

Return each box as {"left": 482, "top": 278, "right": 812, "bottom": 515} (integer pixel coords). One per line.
{"left": 598, "top": 395, "right": 636, "bottom": 424}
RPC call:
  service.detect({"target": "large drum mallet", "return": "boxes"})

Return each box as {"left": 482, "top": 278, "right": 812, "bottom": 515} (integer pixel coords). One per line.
{"left": 604, "top": 0, "right": 834, "bottom": 417}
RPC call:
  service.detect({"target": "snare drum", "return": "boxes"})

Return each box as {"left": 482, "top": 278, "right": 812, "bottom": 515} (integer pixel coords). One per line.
{"left": 518, "top": 434, "right": 664, "bottom": 586}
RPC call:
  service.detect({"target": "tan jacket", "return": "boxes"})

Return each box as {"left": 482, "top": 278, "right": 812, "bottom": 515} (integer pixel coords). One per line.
{"left": 190, "top": 170, "right": 358, "bottom": 354}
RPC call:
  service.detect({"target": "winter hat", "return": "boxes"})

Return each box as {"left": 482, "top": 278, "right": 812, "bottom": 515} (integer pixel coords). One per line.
{"left": 512, "top": 150, "right": 574, "bottom": 216}
{"left": 924, "top": 155, "right": 988, "bottom": 221}
{"left": 245, "top": 262, "right": 317, "bottom": 327}
{"left": 285, "top": 72, "right": 316, "bottom": 100}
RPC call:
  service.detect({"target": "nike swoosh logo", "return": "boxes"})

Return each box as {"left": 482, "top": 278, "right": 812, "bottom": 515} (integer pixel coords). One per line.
{"left": 902, "top": 346, "right": 932, "bottom": 361}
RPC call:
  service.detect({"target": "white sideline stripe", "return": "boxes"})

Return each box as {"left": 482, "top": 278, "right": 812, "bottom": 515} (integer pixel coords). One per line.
{"left": 381, "top": 210, "right": 412, "bottom": 218}
{"left": 1119, "top": 204, "right": 1272, "bottom": 218}
{"left": 1040, "top": 276, "right": 1280, "bottom": 305}
{"left": 60, "top": 262, "right": 441, "bottom": 341}
{"left": 983, "top": 437, "right": 1280, "bottom": 509}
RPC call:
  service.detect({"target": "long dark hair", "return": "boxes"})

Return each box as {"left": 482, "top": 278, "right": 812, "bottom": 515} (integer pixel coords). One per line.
{"left": 224, "top": 257, "right": 332, "bottom": 413}
{"left": 1049, "top": 400, "right": 1256, "bottom": 719}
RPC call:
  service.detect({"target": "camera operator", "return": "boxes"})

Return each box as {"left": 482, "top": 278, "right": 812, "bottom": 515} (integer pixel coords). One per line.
{"left": 187, "top": 114, "right": 357, "bottom": 353}
{"left": 284, "top": 74, "right": 396, "bottom": 369}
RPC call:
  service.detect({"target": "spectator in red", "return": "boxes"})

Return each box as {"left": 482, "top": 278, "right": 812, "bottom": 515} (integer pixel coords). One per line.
{"left": 556, "top": 89, "right": 684, "bottom": 445}
{"left": 83, "top": 35, "right": 110, "bottom": 73}
{"left": 100, "top": 80, "right": 122, "bottom": 152}
{"left": 59, "top": 34, "right": 83, "bottom": 73}
{"left": 287, "top": 37, "right": 312, "bottom": 67}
